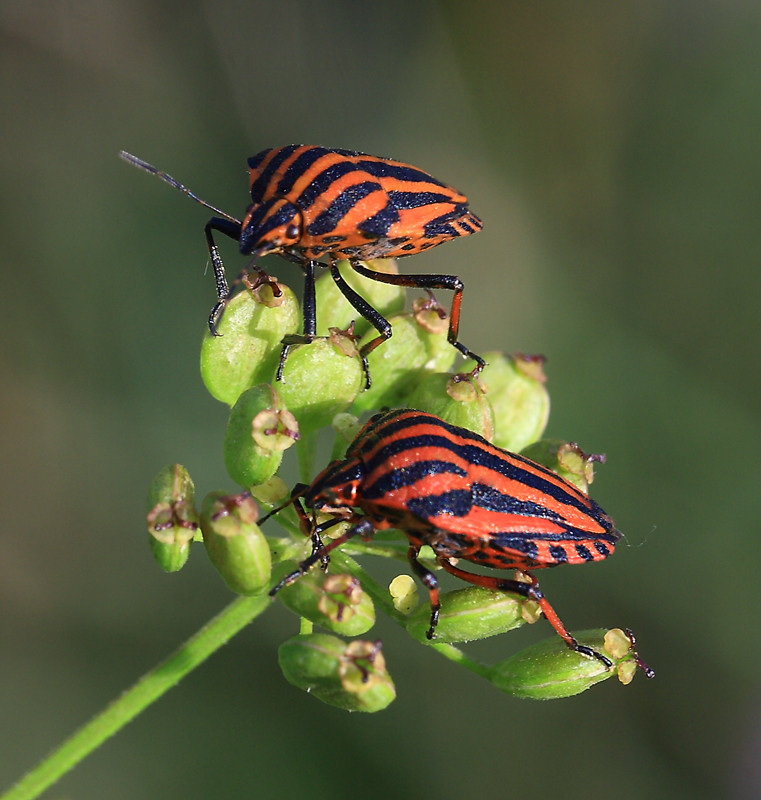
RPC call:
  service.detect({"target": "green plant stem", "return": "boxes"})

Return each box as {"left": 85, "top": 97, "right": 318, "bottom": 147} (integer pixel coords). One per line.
{"left": 428, "top": 642, "right": 493, "bottom": 680}
{"left": 0, "top": 592, "right": 271, "bottom": 800}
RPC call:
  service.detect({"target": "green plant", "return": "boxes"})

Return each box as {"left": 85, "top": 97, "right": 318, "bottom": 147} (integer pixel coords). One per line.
{"left": 0, "top": 260, "right": 648, "bottom": 800}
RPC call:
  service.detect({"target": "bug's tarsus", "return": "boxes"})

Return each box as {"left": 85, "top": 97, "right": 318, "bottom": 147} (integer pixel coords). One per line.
{"left": 529, "top": 580, "right": 613, "bottom": 667}
{"left": 572, "top": 641, "right": 613, "bottom": 668}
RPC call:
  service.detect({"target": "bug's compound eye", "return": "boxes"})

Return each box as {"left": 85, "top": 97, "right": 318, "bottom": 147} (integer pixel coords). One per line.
{"left": 240, "top": 199, "right": 301, "bottom": 254}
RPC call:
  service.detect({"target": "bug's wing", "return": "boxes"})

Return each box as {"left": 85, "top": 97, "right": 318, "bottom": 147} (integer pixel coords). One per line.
{"left": 394, "top": 481, "right": 619, "bottom": 566}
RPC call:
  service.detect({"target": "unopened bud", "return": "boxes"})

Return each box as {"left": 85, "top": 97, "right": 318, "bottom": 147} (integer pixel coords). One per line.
{"left": 406, "top": 372, "right": 495, "bottom": 440}
{"left": 406, "top": 586, "right": 525, "bottom": 643}
{"left": 224, "top": 384, "right": 298, "bottom": 489}
{"left": 274, "top": 565, "right": 376, "bottom": 636}
{"left": 329, "top": 413, "right": 364, "bottom": 460}
{"left": 278, "top": 633, "right": 396, "bottom": 712}
{"left": 389, "top": 575, "right": 419, "bottom": 614}
{"left": 200, "top": 491, "right": 271, "bottom": 595}
{"left": 250, "top": 475, "right": 290, "bottom": 506}
{"left": 277, "top": 337, "right": 364, "bottom": 433}
{"left": 480, "top": 352, "right": 550, "bottom": 451}
{"left": 200, "top": 283, "right": 299, "bottom": 406}
{"left": 489, "top": 628, "right": 637, "bottom": 699}
{"left": 146, "top": 464, "right": 199, "bottom": 572}
{"left": 520, "top": 440, "right": 605, "bottom": 492}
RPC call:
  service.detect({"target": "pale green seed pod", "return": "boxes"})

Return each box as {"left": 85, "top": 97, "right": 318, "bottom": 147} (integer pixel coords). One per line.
{"left": 277, "top": 335, "right": 364, "bottom": 433}
{"left": 313, "top": 259, "right": 406, "bottom": 336}
{"left": 201, "top": 491, "right": 272, "bottom": 596}
{"left": 146, "top": 464, "right": 199, "bottom": 572}
{"left": 200, "top": 282, "right": 299, "bottom": 406}
{"left": 406, "top": 372, "right": 495, "bottom": 440}
{"left": 480, "top": 352, "right": 550, "bottom": 452}
{"left": 278, "top": 633, "right": 396, "bottom": 712}
{"left": 520, "top": 440, "right": 605, "bottom": 493}
{"left": 406, "top": 586, "right": 526, "bottom": 643}
{"left": 489, "top": 629, "right": 623, "bottom": 699}
{"left": 274, "top": 565, "right": 376, "bottom": 636}
{"left": 351, "top": 310, "right": 456, "bottom": 413}
{"left": 224, "top": 384, "right": 298, "bottom": 489}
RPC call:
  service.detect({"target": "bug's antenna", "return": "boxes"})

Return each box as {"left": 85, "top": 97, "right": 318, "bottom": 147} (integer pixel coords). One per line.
{"left": 119, "top": 151, "right": 242, "bottom": 226}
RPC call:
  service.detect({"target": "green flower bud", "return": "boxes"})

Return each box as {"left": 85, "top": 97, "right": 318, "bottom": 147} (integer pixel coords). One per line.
{"left": 146, "top": 464, "right": 199, "bottom": 572}
{"left": 201, "top": 492, "right": 271, "bottom": 595}
{"left": 389, "top": 574, "right": 419, "bottom": 614}
{"left": 480, "top": 352, "right": 550, "bottom": 451}
{"left": 406, "top": 586, "right": 526, "bottom": 643}
{"left": 277, "top": 335, "right": 364, "bottom": 433}
{"left": 278, "top": 633, "right": 396, "bottom": 712}
{"left": 604, "top": 628, "right": 655, "bottom": 682}
{"left": 406, "top": 372, "right": 495, "bottom": 439}
{"left": 520, "top": 440, "right": 605, "bottom": 493}
{"left": 489, "top": 629, "right": 632, "bottom": 699}
{"left": 250, "top": 475, "right": 290, "bottom": 506}
{"left": 351, "top": 310, "right": 457, "bottom": 413}
{"left": 274, "top": 565, "right": 376, "bottom": 636}
{"left": 224, "top": 384, "right": 298, "bottom": 489}
{"left": 200, "top": 282, "right": 299, "bottom": 406}
{"left": 314, "top": 259, "right": 406, "bottom": 336}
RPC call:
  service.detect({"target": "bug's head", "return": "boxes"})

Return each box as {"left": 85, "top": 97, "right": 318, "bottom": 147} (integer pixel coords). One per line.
{"left": 305, "top": 458, "right": 364, "bottom": 514}
{"left": 239, "top": 198, "right": 302, "bottom": 257}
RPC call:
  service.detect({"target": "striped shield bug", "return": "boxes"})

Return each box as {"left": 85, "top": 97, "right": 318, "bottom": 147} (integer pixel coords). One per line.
{"left": 119, "top": 146, "right": 485, "bottom": 387}
{"left": 268, "top": 409, "right": 628, "bottom": 667}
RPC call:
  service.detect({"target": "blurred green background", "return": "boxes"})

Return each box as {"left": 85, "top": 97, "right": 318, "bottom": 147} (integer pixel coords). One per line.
{"left": 2, "top": 1, "right": 760, "bottom": 798}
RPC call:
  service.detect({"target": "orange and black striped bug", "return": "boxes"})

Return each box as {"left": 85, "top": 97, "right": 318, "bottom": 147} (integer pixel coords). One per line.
{"left": 119, "top": 146, "right": 485, "bottom": 388}
{"left": 266, "top": 409, "right": 653, "bottom": 674}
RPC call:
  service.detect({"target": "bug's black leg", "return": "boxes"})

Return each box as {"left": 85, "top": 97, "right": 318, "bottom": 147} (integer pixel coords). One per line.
{"left": 407, "top": 546, "right": 441, "bottom": 639}
{"left": 437, "top": 558, "right": 613, "bottom": 668}
{"left": 329, "top": 260, "right": 394, "bottom": 390}
{"left": 311, "top": 516, "right": 347, "bottom": 570}
{"left": 204, "top": 217, "right": 243, "bottom": 335}
{"left": 348, "top": 261, "right": 486, "bottom": 379}
{"left": 276, "top": 259, "right": 319, "bottom": 381}
{"left": 269, "top": 518, "right": 376, "bottom": 597}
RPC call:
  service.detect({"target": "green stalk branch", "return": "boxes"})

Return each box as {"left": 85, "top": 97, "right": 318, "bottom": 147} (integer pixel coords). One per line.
{"left": 1, "top": 593, "right": 271, "bottom": 800}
